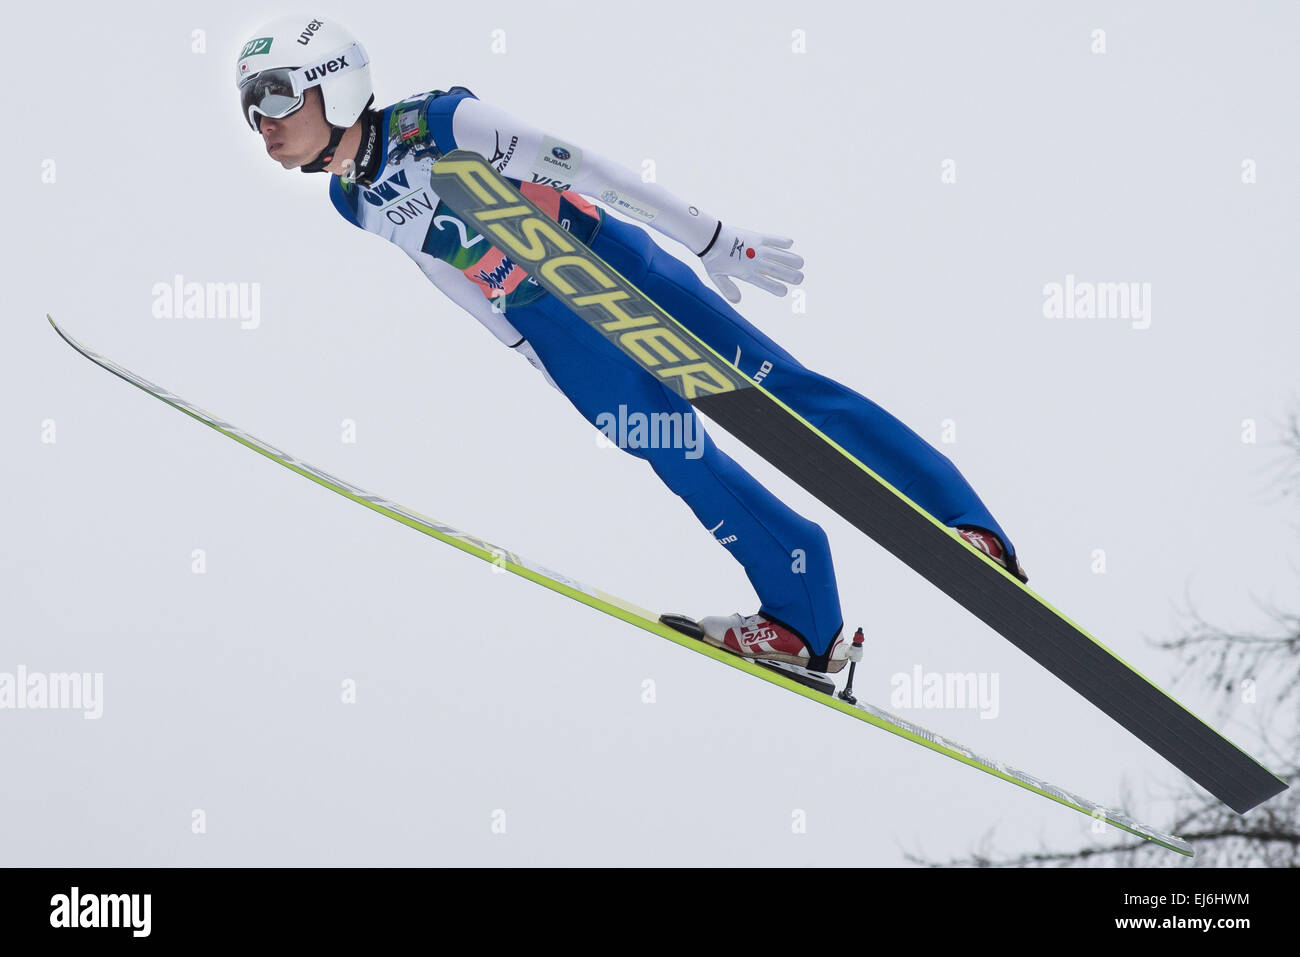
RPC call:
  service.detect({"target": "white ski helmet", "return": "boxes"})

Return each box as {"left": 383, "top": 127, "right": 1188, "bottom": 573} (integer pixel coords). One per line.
{"left": 235, "top": 15, "right": 373, "bottom": 169}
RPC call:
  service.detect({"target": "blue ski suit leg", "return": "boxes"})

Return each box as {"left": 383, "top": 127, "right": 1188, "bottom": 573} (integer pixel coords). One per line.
{"left": 505, "top": 289, "right": 843, "bottom": 653}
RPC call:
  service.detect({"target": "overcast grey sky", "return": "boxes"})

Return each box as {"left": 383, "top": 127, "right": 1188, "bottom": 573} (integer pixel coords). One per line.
{"left": 3, "top": 1, "right": 1296, "bottom": 865}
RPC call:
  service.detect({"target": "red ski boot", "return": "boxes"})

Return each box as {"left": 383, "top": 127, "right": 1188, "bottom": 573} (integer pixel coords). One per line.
{"left": 697, "top": 612, "right": 851, "bottom": 673}
{"left": 956, "top": 525, "right": 1029, "bottom": 583}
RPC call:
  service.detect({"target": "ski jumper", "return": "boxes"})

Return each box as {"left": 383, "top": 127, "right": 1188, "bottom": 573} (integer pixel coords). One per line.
{"left": 327, "top": 87, "right": 1019, "bottom": 656}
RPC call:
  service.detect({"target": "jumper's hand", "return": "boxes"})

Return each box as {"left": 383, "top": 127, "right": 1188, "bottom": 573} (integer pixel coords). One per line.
{"left": 699, "top": 223, "right": 804, "bottom": 304}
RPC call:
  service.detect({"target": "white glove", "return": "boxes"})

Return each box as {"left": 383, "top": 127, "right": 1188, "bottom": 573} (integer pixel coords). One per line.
{"left": 698, "top": 222, "right": 804, "bottom": 304}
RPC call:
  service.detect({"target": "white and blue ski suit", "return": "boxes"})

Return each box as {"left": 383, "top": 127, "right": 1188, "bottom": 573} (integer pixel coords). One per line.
{"left": 328, "top": 87, "right": 1019, "bottom": 657}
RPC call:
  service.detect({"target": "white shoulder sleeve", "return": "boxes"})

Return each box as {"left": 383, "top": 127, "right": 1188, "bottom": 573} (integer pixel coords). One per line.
{"left": 451, "top": 96, "right": 722, "bottom": 255}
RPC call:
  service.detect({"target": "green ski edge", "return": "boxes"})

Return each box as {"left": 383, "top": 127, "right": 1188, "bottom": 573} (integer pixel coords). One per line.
{"left": 47, "top": 314, "right": 1193, "bottom": 858}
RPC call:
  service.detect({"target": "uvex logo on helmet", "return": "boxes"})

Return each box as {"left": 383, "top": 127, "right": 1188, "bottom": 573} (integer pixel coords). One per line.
{"left": 302, "top": 55, "right": 350, "bottom": 83}
{"left": 297, "top": 19, "right": 325, "bottom": 45}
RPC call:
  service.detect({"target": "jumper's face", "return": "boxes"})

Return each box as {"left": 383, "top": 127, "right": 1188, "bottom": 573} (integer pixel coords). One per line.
{"left": 256, "top": 86, "right": 330, "bottom": 170}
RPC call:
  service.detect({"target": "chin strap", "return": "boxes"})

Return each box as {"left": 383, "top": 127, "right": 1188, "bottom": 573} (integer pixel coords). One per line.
{"left": 299, "top": 125, "right": 348, "bottom": 174}
{"left": 299, "top": 95, "right": 377, "bottom": 176}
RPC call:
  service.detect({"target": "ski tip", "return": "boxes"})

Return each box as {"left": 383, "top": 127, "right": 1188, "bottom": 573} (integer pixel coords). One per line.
{"left": 46, "top": 314, "right": 83, "bottom": 353}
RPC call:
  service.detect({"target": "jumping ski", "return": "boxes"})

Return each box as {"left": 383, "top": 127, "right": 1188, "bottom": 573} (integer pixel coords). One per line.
{"left": 49, "top": 314, "right": 1192, "bottom": 857}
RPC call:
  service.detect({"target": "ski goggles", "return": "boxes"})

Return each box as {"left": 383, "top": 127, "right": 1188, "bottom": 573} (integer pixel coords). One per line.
{"left": 238, "top": 41, "right": 367, "bottom": 130}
